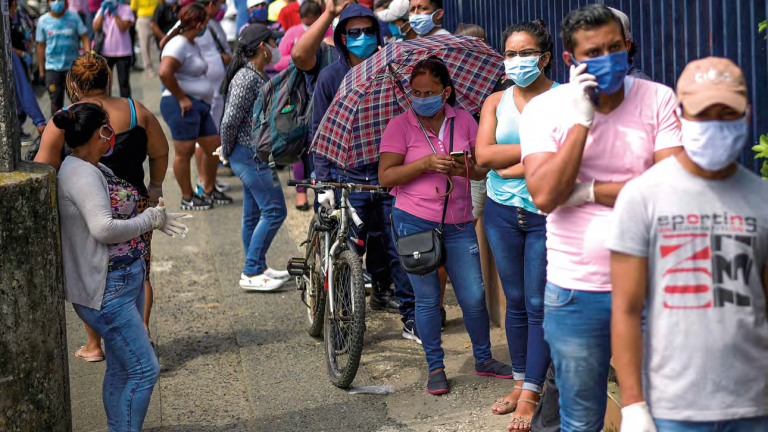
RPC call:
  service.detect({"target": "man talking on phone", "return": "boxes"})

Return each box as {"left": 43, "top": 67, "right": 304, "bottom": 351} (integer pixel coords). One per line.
{"left": 518, "top": 5, "right": 682, "bottom": 431}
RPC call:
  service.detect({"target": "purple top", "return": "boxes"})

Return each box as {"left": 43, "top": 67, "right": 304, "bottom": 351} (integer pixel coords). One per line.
{"left": 96, "top": 3, "right": 134, "bottom": 57}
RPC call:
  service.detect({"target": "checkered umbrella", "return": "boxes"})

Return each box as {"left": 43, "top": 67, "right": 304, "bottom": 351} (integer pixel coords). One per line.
{"left": 311, "top": 34, "right": 504, "bottom": 169}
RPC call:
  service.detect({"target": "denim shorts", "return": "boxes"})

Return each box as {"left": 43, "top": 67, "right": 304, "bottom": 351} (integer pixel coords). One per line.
{"left": 160, "top": 96, "right": 218, "bottom": 141}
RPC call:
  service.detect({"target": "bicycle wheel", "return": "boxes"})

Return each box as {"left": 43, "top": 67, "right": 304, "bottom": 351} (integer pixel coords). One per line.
{"left": 304, "top": 217, "right": 326, "bottom": 337}
{"left": 324, "top": 249, "right": 366, "bottom": 388}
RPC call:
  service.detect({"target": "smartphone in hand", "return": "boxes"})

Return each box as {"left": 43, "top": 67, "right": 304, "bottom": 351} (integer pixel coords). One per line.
{"left": 570, "top": 58, "right": 600, "bottom": 107}
{"left": 450, "top": 151, "right": 466, "bottom": 164}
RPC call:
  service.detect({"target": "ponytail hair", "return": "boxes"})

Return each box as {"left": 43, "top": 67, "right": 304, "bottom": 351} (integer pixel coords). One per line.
{"left": 52, "top": 103, "right": 109, "bottom": 149}
{"left": 221, "top": 37, "right": 264, "bottom": 95}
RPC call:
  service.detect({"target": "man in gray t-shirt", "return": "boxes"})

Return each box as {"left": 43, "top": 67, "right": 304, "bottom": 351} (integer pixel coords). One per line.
{"left": 608, "top": 57, "right": 768, "bottom": 432}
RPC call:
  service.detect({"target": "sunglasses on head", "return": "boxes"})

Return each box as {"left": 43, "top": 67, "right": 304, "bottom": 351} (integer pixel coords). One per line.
{"left": 346, "top": 26, "right": 376, "bottom": 38}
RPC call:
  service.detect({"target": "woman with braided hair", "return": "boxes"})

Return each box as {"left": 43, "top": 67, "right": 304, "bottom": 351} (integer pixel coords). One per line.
{"left": 219, "top": 23, "right": 290, "bottom": 291}
{"left": 35, "top": 52, "right": 170, "bottom": 362}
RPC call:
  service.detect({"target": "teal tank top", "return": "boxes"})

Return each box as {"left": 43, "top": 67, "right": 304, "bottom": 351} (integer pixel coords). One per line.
{"left": 486, "top": 83, "right": 559, "bottom": 212}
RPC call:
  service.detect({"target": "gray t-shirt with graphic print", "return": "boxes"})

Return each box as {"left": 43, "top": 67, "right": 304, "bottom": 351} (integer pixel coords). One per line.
{"left": 606, "top": 156, "right": 768, "bottom": 422}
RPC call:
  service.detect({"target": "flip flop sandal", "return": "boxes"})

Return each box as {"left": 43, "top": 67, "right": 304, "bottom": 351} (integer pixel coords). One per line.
{"left": 508, "top": 397, "right": 539, "bottom": 431}
{"left": 492, "top": 385, "right": 523, "bottom": 415}
{"left": 75, "top": 346, "right": 105, "bottom": 363}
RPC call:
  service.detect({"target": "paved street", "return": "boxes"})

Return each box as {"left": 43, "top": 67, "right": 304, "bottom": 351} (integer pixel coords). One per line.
{"left": 29, "top": 67, "right": 517, "bottom": 432}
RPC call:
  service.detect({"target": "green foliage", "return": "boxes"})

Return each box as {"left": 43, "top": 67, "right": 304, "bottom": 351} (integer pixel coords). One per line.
{"left": 760, "top": 19, "right": 767, "bottom": 37}
{"left": 754, "top": 134, "right": 768, "bottom": 180}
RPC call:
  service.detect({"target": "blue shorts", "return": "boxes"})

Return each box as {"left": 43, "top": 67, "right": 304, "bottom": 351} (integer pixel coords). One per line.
{"left": 160, "top": 96, "right": 218, "bottom": 141}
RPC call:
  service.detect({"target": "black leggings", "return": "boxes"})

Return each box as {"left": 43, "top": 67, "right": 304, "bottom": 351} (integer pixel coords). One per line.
{"left": 45, "top": 70, "right": 68, "bottom": 115}
{"left": 105, "top": 56, "right": 132, "bottom": 98}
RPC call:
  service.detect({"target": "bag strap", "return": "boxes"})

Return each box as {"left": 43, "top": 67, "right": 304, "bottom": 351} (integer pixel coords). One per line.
{"left": 437, "top": 119, "right": 454, "bottom": 232}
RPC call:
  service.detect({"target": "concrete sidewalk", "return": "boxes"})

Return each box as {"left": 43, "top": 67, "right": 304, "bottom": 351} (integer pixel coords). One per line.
{"left": 37, "top": 68, "right": 519, "bottom": 432}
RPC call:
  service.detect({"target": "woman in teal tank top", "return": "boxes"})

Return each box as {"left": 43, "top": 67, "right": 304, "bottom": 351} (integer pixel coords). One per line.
{"left": 474, "top": 20, "right": 559, "bottom": 430}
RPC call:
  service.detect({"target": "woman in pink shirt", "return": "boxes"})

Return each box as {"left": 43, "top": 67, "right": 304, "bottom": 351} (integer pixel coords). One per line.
{"left": 379, "top": 57, "right": 514, "bottom": 396}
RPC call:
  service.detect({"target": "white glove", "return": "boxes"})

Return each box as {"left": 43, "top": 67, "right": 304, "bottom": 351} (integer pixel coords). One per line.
{"left": 563, "top": 180, "right": 595, "bottom": 207}
{"left": 148, "top": 181, "right": 163, "bottom": 207}
{"left": 212, "top": 146, "right": 228, "bottom": 164}
{"left": 156, "top": 197, "right": 193, "bottom": 238}
{"left": 318, "top": 190, "right": 335, "bottom": 210}
{"left": 144, "top": 206, "right": 167, "bottom": 230}
{"left": 620, "top": 402, "right": 657, "bottom": 432}
{"left": 567, "top": 63, "right": 598, "bottom": 129}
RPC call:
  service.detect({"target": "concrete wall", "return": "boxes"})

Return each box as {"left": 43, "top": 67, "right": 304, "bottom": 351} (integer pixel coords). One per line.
{"left": 0, "top": 162, "right": 72, "bottom": 431}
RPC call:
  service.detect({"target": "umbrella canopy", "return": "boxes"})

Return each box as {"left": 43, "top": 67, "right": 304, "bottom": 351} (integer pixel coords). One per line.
{"left": 312, "top": 34, "right": 504, "bottom": 169}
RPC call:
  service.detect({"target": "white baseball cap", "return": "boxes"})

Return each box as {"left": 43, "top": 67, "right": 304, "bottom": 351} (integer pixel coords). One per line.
{"left": 376, "top": 0, "right": 409, "bottom": 23}
{"left": 246, "top": 0, "right": 267, "bottom": 9}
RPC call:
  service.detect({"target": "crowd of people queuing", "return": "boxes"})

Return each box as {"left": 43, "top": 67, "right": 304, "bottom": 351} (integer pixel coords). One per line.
{"left": 10, "top": 0, "right": 766, "bottom": 430}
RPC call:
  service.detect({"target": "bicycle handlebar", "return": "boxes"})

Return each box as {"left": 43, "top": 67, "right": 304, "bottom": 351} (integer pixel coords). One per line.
{"left": 287, "top": 180, "right": 389, "bottom": 194}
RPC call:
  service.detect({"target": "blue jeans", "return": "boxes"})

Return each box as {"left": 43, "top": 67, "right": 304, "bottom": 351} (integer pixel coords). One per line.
{"left": 543, "top": 282, "right": 611, "bottom": 432}
{"left": 392, "top": 208, "right": 492, "bottom": 372}
{"left": 655, "top": 417, "right": 768, "bottom": 432}
{"left": 340, "top": 176, "right": 414, "bottom": 324}
{"left": 229, "top": 144, "right": 287, "bottom": 276}
{"left": 484, "top": 200, "right": 549, "bottom": 393}
{"left": 73, "top": 259, "right": 159, "bottom": 432}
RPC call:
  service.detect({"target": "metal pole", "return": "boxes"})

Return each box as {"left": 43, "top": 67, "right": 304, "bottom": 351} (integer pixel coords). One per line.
{"left": 0, "top": 0, "right": 22, "bottom": 173}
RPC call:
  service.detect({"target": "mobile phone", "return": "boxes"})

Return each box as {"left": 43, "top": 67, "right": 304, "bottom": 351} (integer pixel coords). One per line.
{"left": 570, "top": 57, "right": 600, "bottom": 107}
{"left": 450, "top": 151, "right": 466, "bottom": 164}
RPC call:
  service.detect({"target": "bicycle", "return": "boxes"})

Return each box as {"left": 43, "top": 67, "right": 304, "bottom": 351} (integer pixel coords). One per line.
{"left": 287, "top": 180, "right": 388, "bottom": 388}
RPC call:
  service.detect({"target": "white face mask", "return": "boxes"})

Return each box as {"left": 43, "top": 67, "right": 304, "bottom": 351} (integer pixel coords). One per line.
{"left": 268, "top": 45, "right": 282, "bottom": 65}
{"left": 681, "top": 116, "right": 748, "bottom": 171}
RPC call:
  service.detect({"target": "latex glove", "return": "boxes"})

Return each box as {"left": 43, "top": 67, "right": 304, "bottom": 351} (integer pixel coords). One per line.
{"left": 143, "top": 206, "right": 167, "bottom": 230}
{"left": 563, "top": 180, "right": 595, "bottom": 207}
{"left": 567, "top": 63, "right": 598, "bottom": 129}
{"left": 620, "top": 402, "right": 657, "bottom": 432}
{"left": 318, "top": 190, "right": 335, "bottom": 210}
{"left": 148, "top": 181, "right": 163, "bottom": 207}
{"left": 156, "top": 197, "right": 193, "bottom": 238}
{"left": 212, "top": 146, "right": 228, "bottom": 164}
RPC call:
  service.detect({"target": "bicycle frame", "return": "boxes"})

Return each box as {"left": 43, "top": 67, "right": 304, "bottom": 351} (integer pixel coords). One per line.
{"left": 289, "top": 180, "right": 385, "bottom": 318}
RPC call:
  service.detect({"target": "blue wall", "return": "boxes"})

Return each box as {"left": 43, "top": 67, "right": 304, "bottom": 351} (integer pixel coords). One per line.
{"left": 443, "top": 0, "right": 768, "bottom": 173}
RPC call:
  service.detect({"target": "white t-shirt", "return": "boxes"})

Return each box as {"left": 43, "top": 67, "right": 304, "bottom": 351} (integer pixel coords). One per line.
{"left": 607, "top": 157, "right": 768, "bottom": 422}
{"left": 161, "top": 35, "right": 214, "bottom": 103}
{"left": 169, "top": 21, "right": 229, "bottom": 98}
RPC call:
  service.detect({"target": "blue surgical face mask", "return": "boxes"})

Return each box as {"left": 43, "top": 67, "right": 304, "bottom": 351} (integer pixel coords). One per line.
{"left": 504, "top": 55, "right": 543, "bottom": 88}
{"left": 50, "top": 0, "right": 66, "bottom": 13}
{"left": 250, "top": 7, "right": 268, "bottom": 23}
{"left": 577, "top": 50, "right": 629, "bottom": 95}
{"left": 412, "top": 91, "right": 445, "bottom": 117}
{"left": 409, "top": 11, "right": 438, "bottom": 36}
{"left": 346, "top": 33, "right": 377, "bottom": 60}
{"left": 388, "top": 22, "right": 404, "bottom": 40}
{"left": 196, "top": 26, "right": 207, "bottom": 37}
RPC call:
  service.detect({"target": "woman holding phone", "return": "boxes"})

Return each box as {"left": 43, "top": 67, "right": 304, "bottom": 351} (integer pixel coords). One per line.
{"left": 379, "top": 56, "right": 513, "bottom": 396}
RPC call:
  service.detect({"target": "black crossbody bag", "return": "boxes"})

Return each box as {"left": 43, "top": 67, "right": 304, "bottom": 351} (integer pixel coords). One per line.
{"left": 391, "top": 118, "right": 454, "bottom": 276}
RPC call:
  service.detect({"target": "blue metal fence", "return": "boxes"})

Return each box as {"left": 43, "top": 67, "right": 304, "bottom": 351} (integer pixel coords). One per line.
{"left": 443, "top": 0, "right": 768, "bottom": 173}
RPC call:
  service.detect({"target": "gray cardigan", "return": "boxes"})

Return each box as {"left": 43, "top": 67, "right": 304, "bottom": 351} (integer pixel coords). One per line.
{"left": 58, "top": 156, "right": 154, "bottom": 310}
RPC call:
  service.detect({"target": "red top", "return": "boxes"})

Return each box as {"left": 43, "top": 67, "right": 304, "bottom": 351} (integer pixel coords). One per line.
{"left": 277, "top": 1, "right": 301, "bottom": 32}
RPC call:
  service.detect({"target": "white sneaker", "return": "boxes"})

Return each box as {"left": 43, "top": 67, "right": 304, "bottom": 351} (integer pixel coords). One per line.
{"left": 239, "top": 274, "right": 284, "bottom": 291}
{"left": 264, "top": 268, "right": 290, "bottom": 280}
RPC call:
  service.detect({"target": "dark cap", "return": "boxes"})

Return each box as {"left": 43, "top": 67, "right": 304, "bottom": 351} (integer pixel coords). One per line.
{"left": 236, "top": 24, "right": 284, "bottom": 55}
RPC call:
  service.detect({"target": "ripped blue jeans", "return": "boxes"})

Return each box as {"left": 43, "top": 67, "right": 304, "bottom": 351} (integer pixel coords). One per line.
{"left": 392, "top": 208, "right": 492, "bottom": 372}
